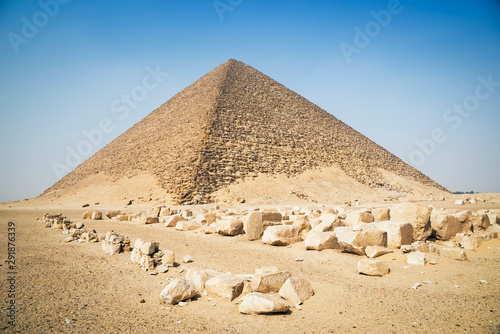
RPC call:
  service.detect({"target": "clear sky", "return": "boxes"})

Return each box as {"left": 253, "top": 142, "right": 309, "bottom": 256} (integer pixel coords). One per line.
{"left": 0, "top": 0, "right": 499, "bottom": 202}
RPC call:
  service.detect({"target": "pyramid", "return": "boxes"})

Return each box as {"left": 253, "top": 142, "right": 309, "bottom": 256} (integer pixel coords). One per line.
{"left": 43, "top": 59, "right": 447, "bottom": 204}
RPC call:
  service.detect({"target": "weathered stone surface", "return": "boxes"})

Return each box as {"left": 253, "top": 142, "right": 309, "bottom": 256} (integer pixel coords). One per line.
{"left": 390, "top": 203, "right": 432, "bottom": 241}
{"left": 164, "top": 215, "right": 186, "bottom": 227}
{"left": 244, "top": 212, "right": 281, "bottom": 240}
{"left": 186, "top": 268, "right": 222, "bottom": 290}
{"left": 455, "top": 200, "right": 464, "bottom": 205}
{"left": 101, "top": 241, "right": 121, "bottom": 255}
{"left": 175, "top": 220, "right": 202, "bottom": 231}
{"left": 365, "top": 246, "right": 393, "bottom": 258}
{"left": 106, "top": 211, "right": 121, "bottom": 219}
{"left": 459, "top": 235, "right": 483, "bottom": 250}
{"left": 239, "top": 292, "right": 290, "bottom": 315}
{"left": 357, "top": 259, "right": 389, "bottom": 276}
{"left": 451, "top": 210, "right": 473, "bottom": 233}
{"left": 370, "top": 221, "right": 413, "bottom": 249}
{"left": 159, "top": 278, "right": 197, "bottom": 305}
{"left": 335, "top": 227, "right": 387, "bottom": 255}
{"left": 372, "top": 208, "right": 390, "bottom": 222}
{"left": 115, "top": 214, "right": 131, "bottom": 222}
{"left": 471, "top": 213, "right": 490, "bottom": 232}
{"left": 217, "top": 218, "right": 244, "bottom": 236}
{"left": 82, "top": 211, "right": 93, "bottom": 219}
{"left": 279, "top": 277, "right": 314, "bottom": 304}
{"left": 134, "top": 239, "right": 157, "bottom": 255}
{"left": 344, "top": 209, "right": 375, "bottom": 227}
{"left": 162, "top": 250, "right": 175, "bottom": 266}
{"left": 309, "top": 214, "right": 341, "bottom": 234}
{"left": 141, "top": 216, "right": 159, "bottom": 224}
{"left": 407, "top": 251, "right": 428, "bottom": 265}
{"left": 431, "top": 214, "right": 461, "bottom": 240}
{"left": 304, "top": 232, "right": 339, "bottom": 250}
{"left": 204, "top": 223, "right": 218, "bottom": 234}
{"left": 205, "top": 273, "right": 244, "bottom": 301}
{"left": 441, "top": 247, "right": 468, "bottom": 261}
{"left": 91, "top": 211, "right": 102, "bottom": 220}
{"left": 262, "top": 225, "right": 302, "bottom": 246}
{"left": 486, "top": 213, "right": 499, "bottom": 226}
{"left": 182, "top": 255, "right": 193, "bottom": 263}
{"left": 251, "top": 266, "right": 291, "bottom": 293}
{"left": 139, "top": 255, "right": 155, "bottom": 270}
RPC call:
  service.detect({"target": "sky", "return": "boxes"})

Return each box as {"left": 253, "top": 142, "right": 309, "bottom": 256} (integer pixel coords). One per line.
{"left": 0, "top": 0, "right": 499, "bottom": 202}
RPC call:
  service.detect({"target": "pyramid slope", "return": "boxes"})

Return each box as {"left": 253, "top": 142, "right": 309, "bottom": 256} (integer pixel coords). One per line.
{"left": 43, "top": 59, "right": 447, "bottom": 204}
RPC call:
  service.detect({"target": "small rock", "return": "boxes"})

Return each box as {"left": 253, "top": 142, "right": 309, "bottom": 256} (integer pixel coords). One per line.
{"left": 139, "top": 299, "right": 145, "bottom": 303}
{"left": 157, "top": 265, "right": 169, "bottom": 273}
{"left": 479, "top": 280, "right": 488, "bottom": 284}
{"left": 295, "top": 257, "right": 304, "bottom": 262}
{"left": 182, "top": 255, "right": 193, "bottom": 263}
{"left": 429, "top": 259, "right": 437, "bottom": 265}
{"left": 407, "top": 251, "right": 428, "bottom": 266}
{"left": 422, "top": 281, "right": 437, "bottom": 284}
{"left": 412, "top": 282, "right": 422, "bottom": 290}
{"left": 150, "top": 271, "right": 158, "bottom": 276}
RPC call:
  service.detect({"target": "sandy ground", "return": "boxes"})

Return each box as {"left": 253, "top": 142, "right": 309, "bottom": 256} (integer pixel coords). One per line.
{"left": 0, "top": 205, "right": 499, "bottom": 334}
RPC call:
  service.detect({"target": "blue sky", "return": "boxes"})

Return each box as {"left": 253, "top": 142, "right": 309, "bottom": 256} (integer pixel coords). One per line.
{"left": 0, "top": 0, "right": 499, "bottom": 202}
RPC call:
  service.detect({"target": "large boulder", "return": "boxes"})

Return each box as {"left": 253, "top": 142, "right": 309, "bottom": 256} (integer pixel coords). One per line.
{"left": 430, "top": 214, "right": 461, "bottom": 240}
{"left": 251, "top": 266, "right": 291, "bottom": 293}
{"left": 159, "top": 278, "right": 197, "bottom": 305}
{"left": 175, "top": 220, "right": 202, "bottom": 231}
{"left": 217, "top": 218, "right": 244, "bottom": 236}
{"left": 186, "top": 268, "right": 222, "bottom": 290}
{"left": 372, "top": 208, "right": 390, "bottom": 222}
{"left": 279, "top": 277, "right": 314, "bottom": 304}
{"left": 262, "top": 225, "right": 302, "bottom": 246}
{"left": 471, "top": 213, "right": 490, "bottom": 232}
{"left": 335, "top": 227, "right": 387, "bottom": 255}
{"left": 244, "top": 212, "right": 281, "bottom": 240}
{"left": 357, "top": 259, "right": 389, "bottom": 276}
{"left": 370, "top": 221, "right": 413, "bottom": 249}
{"left": 390, "top": 203, "right": 432, "bottom": 241}
{"left": 205, "top": 273, "right": 244, "bottom": 301}
{"left": 239, "top": 292, "right": 290, "bottom": 315}
{"left": 304, "top": 232, "right": 339, "bottom": 250}
{"left": 309, "top": 214, "right": 342, "bottom": 234}
{"left": 140, "top": 216, "right": 159, "bottom": 225}
{"left": 164, "top": 215, "right": 186, "bottom": 227}
{"left": 344, "top": 209, "right": 374, "bottom": 227}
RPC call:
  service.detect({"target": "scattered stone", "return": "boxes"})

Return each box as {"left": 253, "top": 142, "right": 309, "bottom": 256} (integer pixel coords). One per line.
{"left": 479, "top": 280, "right": 488, "bottom": 284}
{"left": 441, "top": 247, "right": 468, "bottom": 261}
{"left": 159, "top": 278, "right": 197, "bottom": 305}
{"left": 335, "top": 226, "right": 387, "bottom": 255}
{"left": 344, "top": 209, "right": 374, "bottom": 226}
{"left": 217, "top": 218, "right": 244, "bottom": 236}
{"left": 157, "top": 265, "right": 169, "bottom": 273}
{"left": 239, "top": 292, "right": 290, "bottom": 315}
{"left": 430, "top": 214, "right": 462, "bottom": 241}
{"left": 251, "top": 266, "right": 291, "bottom": 293}
{"left": 357, "top": 259, "right": 389, "bottom": 276}
{"left": 186, "top": 268, "right": 221, "bottom": 290}
{"left": 455, "top": 200, "right": 464, "bottom": 205}
{"left": 372, "top": 208, "right": 390, "bottom": 222}
{"left": 262, "top": 225, "right": 302, "bottom": 246}
{"left": 82, "top": 211, "right": 93, "bottom": 219}
{"left": 82, "top": 204, "right": 90, "bottom": 208}
{"left": 162, "top": 250, "right": 175, "bottom": 267}
{"left": 91, "top": 211, "right": 102, "bottom": 220}
{"left": 390, "top": 203, "right": 432, "bottom": 241}
{"left": 141, "top": 216, "right": 160, "bottom": 224}
{"left": 164, "top": 215, "right": 186, "bottom": 227}
{"left": 407, "top": 251, "right": 428, "bottom": 266}
{"left": 279, "top": 277, "right": 314, "bottom": 304}
{"left": 106, "top": 211, "right": 121, "bottom": 219}
{"left": 205, "top": 273, "right": 244, "bottom": 301}
{"left": 139, "top": 298, "right": 145, "bottom": 303}
{"left": 370, "top": 221, "right": 413, "bottom": 249}
{"left": 423, "top": 281, "right": 437, "bottom": 284}
{"left": 365, "top": 246, "right": 393, "bottom": 258}
{"left": 304, "top": 232, "right": 339, "bottom": 250}
{"left": 460, "top": 235, "right": 483, "bottom": 250}
{"left": 182, "top": 255, "right": 193, "bottom": 263}
{"left": 175, "top": 220, "right": 202, "bottom": 231}
{"left": 429, "top": 259, "right": 437, "bottom": 265}
{"left": 295, "top": 257, "right": 304, "bottom": 262}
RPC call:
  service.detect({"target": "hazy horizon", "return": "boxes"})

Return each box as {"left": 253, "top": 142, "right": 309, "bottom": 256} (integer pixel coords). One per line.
{"left": 1, "top": 0, "right": 499, "bottom": 202}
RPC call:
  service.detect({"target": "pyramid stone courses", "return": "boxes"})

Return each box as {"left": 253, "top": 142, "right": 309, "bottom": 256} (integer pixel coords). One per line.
{"left": 44, "top": 59, "right": 447, "bottom": 203}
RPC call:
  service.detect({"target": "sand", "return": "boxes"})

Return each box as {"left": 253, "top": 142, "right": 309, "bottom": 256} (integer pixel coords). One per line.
{"left": 1, "top": 201, "right": 499, "bottom": 333}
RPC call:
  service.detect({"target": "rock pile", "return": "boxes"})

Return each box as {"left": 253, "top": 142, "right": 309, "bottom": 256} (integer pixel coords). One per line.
{"left": 101, "top": 232, "right": 131, "bottom": 255}
{"left": 43, "top": 213, "right": 99, "bottom": 243}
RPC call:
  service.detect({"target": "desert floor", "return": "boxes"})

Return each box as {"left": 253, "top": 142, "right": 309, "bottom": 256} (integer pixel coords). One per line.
{"left": 0, "top": 203, "right": 499, "bottom": 334}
